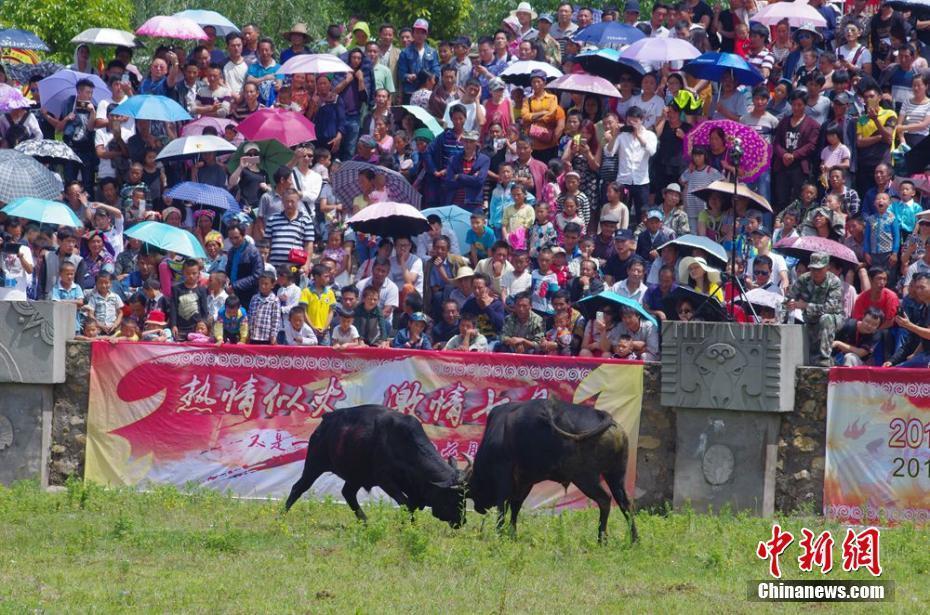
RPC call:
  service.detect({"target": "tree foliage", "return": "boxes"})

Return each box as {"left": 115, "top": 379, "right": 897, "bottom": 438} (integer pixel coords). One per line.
{"left": 0, "top": 0, "right": 134, "bottom": 62}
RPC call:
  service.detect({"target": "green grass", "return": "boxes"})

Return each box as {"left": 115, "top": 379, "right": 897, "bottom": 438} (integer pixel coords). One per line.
{"left": 0, "top": 479, "right": 927, "bottom": 613}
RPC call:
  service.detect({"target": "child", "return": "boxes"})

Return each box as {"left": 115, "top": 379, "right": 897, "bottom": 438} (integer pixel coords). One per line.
{"left": 283, "top": 305, "right": 318, "bottom": 345}
{"left": 556, "top": 196, "right": 586, "bottom": 237}
{"left": 734, "top": 22, "right": 751, "bottom": 58}
{"left": 109, "top": 317, "right": 140, "bottom": 342}
{"left": 466, "top": 212, "right": 495, "bottom": 267}
{"left": 864, "top": 193, "right": 901, "bottom": 284}
{"left": 599, "top": 182, "right": 630, "bottom": 232}
{"left": 392, "top": 311, "right": 432, "bottom": 349}
{"left": 322, "top": 228, "right": 349, "bottom": 283}
{"left": 125, "top": 293, "right": 148, "bottom": 326}
{"left": 248, "top": 273, "right": 281, "bottom": 344}
{"left": 488, "top": 163, "right": 516, "bottom": 235}
{"left": 528, "top": 203, "right": 558, "bottom": 259}
{"left": 556, "top": 172, "right": 591, "bottom": 228}
{"left": 170, "top": 259, "right": 209, "bottom": 341}
{"left": 820, "top": 124, "right": 851, "bottom": 186}
{"left": 312, "top": 147, "right": 332, "bottom": 181}
{"left": 142, "top": 279, "right": 168, "bottom": 318}
{"left": 530, "top": 248, "right": 560, "bottom": 316}
{"left": 501, "top": 249, "right": 532, "bottom": 304}
{"left": 300, "top": 263, "right": 337, "bottom": 340}
{"left": 84, "top": 272, "right": 123, "bottom": 335}
{"left": 697, "top": 193, "right": 729, "bottom": 242}
{"left": 539, "top": 159, "right": 562, "bottom": 211}
{"left": 355, "top": 286, "right": 391, "bottom": 347}
{"left": 186, "top": 318, "right": 213, "bottom": 343}
{"left": 544, "top": 310, "right": 574, "bottom": 356}
{"left": 891, "top": 179, "right": 923, "bottom": 236}
{"left": 124, "top": 186, "right": 149, "bottom": 224}
{"left": 776, "top": 181, "right": 819, "bottom": 229}
{"left": 75, "top": 317, "right": 101, "bottom": 341}
{"left": 501, "top": 185, "right": 535, "bottom": 242}
{"left": 50, "top": 261, "right": 84, "bottom": 332}
{"left": 330, "top": 304, "right": 362, "bottom": 348}
{"left": 773, "top": 210, "right": 801, "bottom": 245}
{"left": 207, "top": 272, "right": 228, "bottom": 321}
{"left": 141, "top": 310, "right": 174, "bottom": 342}
{"left": 276, "top": 264, "right": 302, "bottom": 331}
{"left": 339, "top": 285, "right": 359, "bottom": 312}
{"left": 214, "top": 295, "right": 249, "bottom": 344}
{"left": 255, "top": 239, "right": 276, "bottom": 275}
{"left": 443, "top": 313, "right": 489, "bottom": 352}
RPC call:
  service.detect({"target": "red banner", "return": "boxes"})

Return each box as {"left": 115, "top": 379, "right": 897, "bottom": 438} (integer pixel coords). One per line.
{"left": 86, "top": 343, "right": 644, "bottom": 510}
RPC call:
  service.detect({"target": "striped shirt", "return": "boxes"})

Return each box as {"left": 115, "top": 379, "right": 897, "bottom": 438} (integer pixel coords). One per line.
{"left": 264, "top": 211, "right": 315, "bottom": 265}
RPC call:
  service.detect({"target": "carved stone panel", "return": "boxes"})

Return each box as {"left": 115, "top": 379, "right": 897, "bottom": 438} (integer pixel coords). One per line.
{"left": 0, "top": 301, "right": 75, "bottom": 384}
{"left": 0, "top": 385, "right": 51, "bottom": 486}
{"left": 660, "top": 322, "right": 805, "bottom": 413}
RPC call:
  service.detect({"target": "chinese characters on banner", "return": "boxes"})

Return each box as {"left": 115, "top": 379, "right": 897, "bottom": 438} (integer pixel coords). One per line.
{"left": 824, "top": 369, "right": 930, "bottom": 525}
{"left": 756, "top": 524, "right": 882, "bottom": 578}
{"left": 85, "top": 343, "right": 644, "bottom": 510}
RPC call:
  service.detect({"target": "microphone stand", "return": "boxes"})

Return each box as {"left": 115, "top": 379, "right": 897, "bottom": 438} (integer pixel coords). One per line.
{"left": 727, "top": 141, "right": 759, "bottom": 322}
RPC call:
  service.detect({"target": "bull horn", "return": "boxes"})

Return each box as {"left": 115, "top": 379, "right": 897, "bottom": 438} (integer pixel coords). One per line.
{"left": 460, "top": 454, "right": 474, "bottom": 483}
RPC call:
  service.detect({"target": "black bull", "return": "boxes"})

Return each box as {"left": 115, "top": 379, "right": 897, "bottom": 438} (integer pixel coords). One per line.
{"left": 469, "top": 399, "right": 638, "bottom": 543}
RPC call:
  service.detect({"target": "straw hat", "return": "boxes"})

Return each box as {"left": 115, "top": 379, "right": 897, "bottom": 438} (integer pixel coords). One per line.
{"left": 453, "top": 266, "right": 475, "bottom": 281}
{"left": 678, "top": 256, "right": 721, "bottom": 286}
{"left": 281, "top": 23, "right": 310, "bottom": 40}
{"left": 511, "top": 2, "right": 538, "bottom": 20}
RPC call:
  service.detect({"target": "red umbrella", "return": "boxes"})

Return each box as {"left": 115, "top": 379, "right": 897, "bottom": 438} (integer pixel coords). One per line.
{"left": 774, "top": 236, "right": 859, "bottom": 267}
{"left": 236, "top": 108, "right": 316, "bottom": 147}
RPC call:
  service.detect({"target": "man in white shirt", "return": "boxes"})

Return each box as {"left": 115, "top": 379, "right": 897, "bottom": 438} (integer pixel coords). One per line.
{"left": 612, "top": 256, "right": 649, "bottom": 304}
{"left": 223, "top": 33, "right": 248, "bottom": 103}
{"left": 615, "top": 106, "right": 658, "bottom": 217}
{"left": 356, "top": 258, "right": 400, "bottom": 319}
{"left": 94, "top": 113, "right": 133, "bottom": 180}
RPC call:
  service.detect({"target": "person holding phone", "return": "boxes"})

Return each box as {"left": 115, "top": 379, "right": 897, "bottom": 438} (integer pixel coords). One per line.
{"left": 47, "top": 78, "right": 98, "bottom": 193}
{"left": 0, "top": 234, "right": 35, "bottom": 302}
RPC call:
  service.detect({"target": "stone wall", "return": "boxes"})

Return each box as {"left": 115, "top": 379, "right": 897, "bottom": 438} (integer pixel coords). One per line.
{"left": 48, "top": 344, "right": 828, "bottom": 515}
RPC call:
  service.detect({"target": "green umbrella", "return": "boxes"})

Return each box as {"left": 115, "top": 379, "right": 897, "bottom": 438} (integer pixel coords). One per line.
{"left": 226, "top": 139, "right": 294, "bottom": 181}
{"left": 396, "top": 105, "right": 443, "bottom": 137}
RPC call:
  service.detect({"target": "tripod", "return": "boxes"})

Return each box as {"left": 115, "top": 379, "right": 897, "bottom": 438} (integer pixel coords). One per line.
{"left": 725, "top": 140, "right": 759, "bottom": 322}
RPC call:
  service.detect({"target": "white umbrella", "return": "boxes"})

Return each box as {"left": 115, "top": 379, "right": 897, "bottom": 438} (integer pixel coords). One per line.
{"left": 155, "top": 135, "right": 237, "bottom": 162}
{"left": 172, "top": 9, "right": 240, "bottom": 36}
{"left": 70, "top": 28, "right": 139, "bottom": 48}
{"left": 499, "top": 60, "right": 563, "bottom": 87}
{"left": 752, "top": 1, "right": 828, "bottom": 28}
{"left": 277, "top": 54, "right": 352, "bottom": 75}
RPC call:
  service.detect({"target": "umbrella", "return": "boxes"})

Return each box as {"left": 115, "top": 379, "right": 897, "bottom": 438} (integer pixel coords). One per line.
{"left": 575, "top": 48, "right": 647, "bottom": 84}
{"left": 155, "top": 135, "right": 237, "bottom": 162}
{"left": 396, "top": 105, "right": 443, "bottom": 137}
{"left": 903, "top": 133, "right": 930, "bottom": 175}
{"left": 1, "top": 197, "right": 81, "bottom": 227}
{"left": 682, "top": 52, "right": 764, "bottom": 86}
{"left": 0, "top": 29, "right": 49, "bottom": 51}
{"left": 37, "top": 70, "right": 110, "bottom": 118}
{"left": 693, "top": 180, "right": 771, "bottom": 213}
{"left": 226, "top": 139, "right": 293, "bottom": 180}
{"left": 164, "top": 182, "right": 240, "bottom": 211}
{"left": 422, "top": 206, "right": 472, "bottom": 251}
{"left": 773, "top": 236, "right": 859, "bottom": 268}
{"left": 752, "top": 1, "right": 829, "bottom": 27}
{"left": 685, "top": 119, "right": 771, "bottom": 183}
{"left": 0, "top": 84, "right": 31, "bottom": 113}
{"left": 236, "top": 107, "right": 316, "bottom": 147}
{"left": 575, "top": 291, "right": 658, "bottom": 326}
{"left": 14, "top": 139, "right": 81, "bottom": 164}
{"left": 620, "top": 37, "right": 701, "bottom": 64}
{"left": 277, "top": 54, "right": 352, "bottom": 75}
{"left": 181, "top": 116, "right": 238, "bottom": 137}
{"left": 111, "top": 94, "right": 192, "bottom": 122}
{"left": 736, "top": 288, "right": 783, "bottom": 312}
{"left": 656, "top": 234, "right": 728, "bottom": 269}
{"left": 570, "top": 22, "right": 646, "bottom": 49}
{"left": 0, "top": 150, "right": 64, "bottom": 203}
{"left": 70, "top": 28, "right": 139, "bottom": 48}
{"left": 1, "top": 61, "right": 62, "bottom": 84}
{"left": 347, "top": 202, "right": 430, "bottom": 237}
{"left": 332, "top": 161, "right": 422, "bottom": 209}
{"left": 172, "top": 9, "right": 240, "bottom": 36}
{"left": 661, "top": 286, "right": 727, "bottom": 322}
{"left": 125, "top": 221, "right": 207, "bottom": 258}
{"left": 546, "top": 73, "right": 620, "bottom": 98}
{"left": 499, "top": 61, "right": 563, "bottom": 88}
{"left": 136, "top": 16, "right": 209, "bottom": 41}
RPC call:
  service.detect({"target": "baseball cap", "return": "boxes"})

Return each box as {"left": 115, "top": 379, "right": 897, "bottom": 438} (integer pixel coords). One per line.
{"left": 530, "top": 68, "right": 548, "bottom": 81}
{"left": 808, "top": 252, "right": 830, "bottom": 269}
{"left": 614, "top": 228, "right": 634, "bottom": 241}
{"left": 625, "top": 1, "right": 640, "bottom": 13}
{"left": 413, "top": 18, "right": 429, "bottom": 33}
{"left": 461, "top": 130, "right": 480, "bottom": 141}
{"left": 832, "top": 92, "right": 852, "bottom": 105}
{"left": 601, "top": 212, "right": 620, "bottom": 225}
{"left": 538, "top": 12, "right": 554, "bottom": 23}
{"left": 664, "top": 183, "right": 682, "bottom": 193}
{"left": 646, "top": 209, "right": 664, "bottom": 221}
{"left": 409, "top": 312, "right": 428, "bottom": 323}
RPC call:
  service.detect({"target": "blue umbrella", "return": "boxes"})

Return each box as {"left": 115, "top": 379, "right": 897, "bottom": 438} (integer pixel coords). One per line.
{"left": 2, "top": 197, "right": 81, "bottom": 228}
{"left": 125, "top": 221, "right": 207, "bottom": 259}
{"left": 682, "top": 52, "right": 764, "bottom": 86}
{"left": 422, "top": 206, "right": 472, "bottom": 254}
{"left": 111, "top": 95, "right": 193, "bottom": 122}
{"left": 37, "top": 70, "right": 110, "bottom": 118}
{"left": 571, "top": 22, "right": 645, "bottom": 49}
{"left": 656, "top": 234, "right": 728, "bottom": 269}
{"left": 165, "top": 182, "right": 240, "bottom": 211}
{"left": 575, "top": 291, "right": 658, "bottom": 327}
{"left": 574, "top": 48, "right": 646, "bottom": 85}
{"left": 173, "top": 10, "right": 240, "bottom": 36}
{"left": 0, "top": 28, "right": 50, "bottom": 51}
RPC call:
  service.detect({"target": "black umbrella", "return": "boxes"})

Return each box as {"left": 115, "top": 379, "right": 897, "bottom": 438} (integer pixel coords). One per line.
{"left": 661, "top": 286, "right": 728, "bottom": 322}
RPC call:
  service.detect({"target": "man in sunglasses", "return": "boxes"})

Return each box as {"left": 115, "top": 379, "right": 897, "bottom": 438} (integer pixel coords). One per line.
{"left": 748, "top": 255, "right": 782, "bottom": 297}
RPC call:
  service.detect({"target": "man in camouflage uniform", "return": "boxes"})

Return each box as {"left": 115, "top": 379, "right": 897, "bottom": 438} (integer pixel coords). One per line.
{"left": 786, "top": 252, "right": 845, "bottom": 367}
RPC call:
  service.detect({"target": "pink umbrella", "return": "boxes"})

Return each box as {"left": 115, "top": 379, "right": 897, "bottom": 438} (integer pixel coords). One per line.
{"left": 136, "top": 16, "right": 208, "bottom": 41}
{"left": 278, "top": 54, "right": 352, "bottom": 75}
{"left": 620, "top": 37, "right": 701, "bottom": 64}
{"left": 774, "top": 236, "right": 858, "bottom": 267}
{"left": 0, "top": 84, "right": 31, "bottom": 113}
{"left": 547, "top": 73, "right": 621, "bottom": 98}
{"left": 236, "top": 107, "right": 316, "bottom": 147}
{"left": 685, "top": 119, "right": 771, "bottom": 183}
{"left": 181, "top": 116, "right": 238, "bottom": 137}
{"left": 752, "top": 1, "right": 827, "bottom": 28}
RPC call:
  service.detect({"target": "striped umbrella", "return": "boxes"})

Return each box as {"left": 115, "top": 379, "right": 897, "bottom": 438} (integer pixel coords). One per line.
{"left": 0, "top": 150, "right": 64, "bottom": 204}
{"left": 331, "top": 161, "right": 421, "bottom": 209}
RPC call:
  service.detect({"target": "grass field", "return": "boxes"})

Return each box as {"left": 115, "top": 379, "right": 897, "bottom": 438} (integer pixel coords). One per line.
{"left": 0, "top": 480, "right": 927, "bottom": 613}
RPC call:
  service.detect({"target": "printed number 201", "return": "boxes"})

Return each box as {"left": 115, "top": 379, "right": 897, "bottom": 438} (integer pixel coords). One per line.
{"left": 892, "top": 457, "right": 930, "bottom": 478}
{"left": 888, "top": 418, "right": 930, "bottom": 448}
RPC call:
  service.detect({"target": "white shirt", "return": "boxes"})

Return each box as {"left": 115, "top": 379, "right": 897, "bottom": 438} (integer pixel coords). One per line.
{"left": 292, "top": 167, "right": 323, "bottom": 203}
{"left": 442, "top": 98, "right": 480, "bottom": 131}
{"left": 626, "top": 94, "right": 666, "bottom": 129}
{"left": 614, "top": 130, "right": 658, "bottom": 186}
{"left": 612, "top": 278, "right": 648, "bottom": 304}
{"left": 223, "top": 59, "right": 248, "bottom": 95}
{"left": 0, "top": 244, "right": 33, "bottom": 301}
{"left": 414, "top": 225, "right": 461, "bottom": 256}
{"left": 389, "top": 252, "right": 424, "bottom": 295}
{"left": 94, "top": 126, "right": 134, "bottom": 179}
{"left": 501, "top": 269, "right": 532, "bottom": 299}
{"left": 357, "top": 276, "right": 400, "bottom": 310}
{"left": 97, "top": 98, "right": 135, "bottom": 131}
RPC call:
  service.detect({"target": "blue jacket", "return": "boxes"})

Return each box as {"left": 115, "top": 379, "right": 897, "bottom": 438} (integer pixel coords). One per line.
{"left": 225, "top": 242, "right": 264, "bottom": 305}
{"left": 397, "top": 44, "right": 441, "bottom": 94}
{"left": 443, "top": 152, "right": 490, "bottom": 207}
{"left": 314, "top": 97, "right": 347, "bottom": 142}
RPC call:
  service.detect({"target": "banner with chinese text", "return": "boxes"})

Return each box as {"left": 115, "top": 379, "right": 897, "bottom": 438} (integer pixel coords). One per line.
{"left": 86, "top": 343, "right": 644, "bottom": 510}
{"left": 825, "top": 369, "right": 930, "bottom": 525}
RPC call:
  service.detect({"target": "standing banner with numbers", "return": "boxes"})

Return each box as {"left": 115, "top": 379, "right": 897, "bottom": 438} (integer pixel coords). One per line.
{"left": 825, "top": 368, "right": 930, "bottom": 525}
{"left": 86, "top": 342, "right": 644, "bottom": 509}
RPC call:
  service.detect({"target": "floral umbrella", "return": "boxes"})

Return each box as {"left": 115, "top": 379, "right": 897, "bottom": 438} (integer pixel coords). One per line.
{"left": 684, "top": 119, "right": 771, "bottom": 183}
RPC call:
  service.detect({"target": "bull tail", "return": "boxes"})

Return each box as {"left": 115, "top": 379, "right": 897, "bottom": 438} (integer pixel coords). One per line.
{"left": 546, "top": 405, "right": 615, "bottom": 442}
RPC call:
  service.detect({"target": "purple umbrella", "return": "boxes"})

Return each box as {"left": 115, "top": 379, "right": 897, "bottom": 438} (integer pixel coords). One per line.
{"left": 546, "top": 73, "right": 621, "bottom": 98}
{"left": 684, "top": 119, "right": 771, "bottom": 183}
{"left": 774, "top": 236, "right": 859, "bottom": 268}
{"left": 620, "top": 38, "right": 701, "bottom": 64}
{"left": 0, "top": 84, "right": 31, "bottom": 113}
{"left": 37, "top": 70, "right": 110, "bottom": 118}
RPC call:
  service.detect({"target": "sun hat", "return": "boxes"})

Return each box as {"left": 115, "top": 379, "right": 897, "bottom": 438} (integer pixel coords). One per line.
{"left": 281, "top": 23, "right": 310, "bottom": 40}
{"left": 453, "top": 266, "right": 475, "bottom": 281}
{"left": 678, "top": 256, "right": 721, "bottom": 285}
{"left": 511, "top": 2, "right": 538, "bottom": 19}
